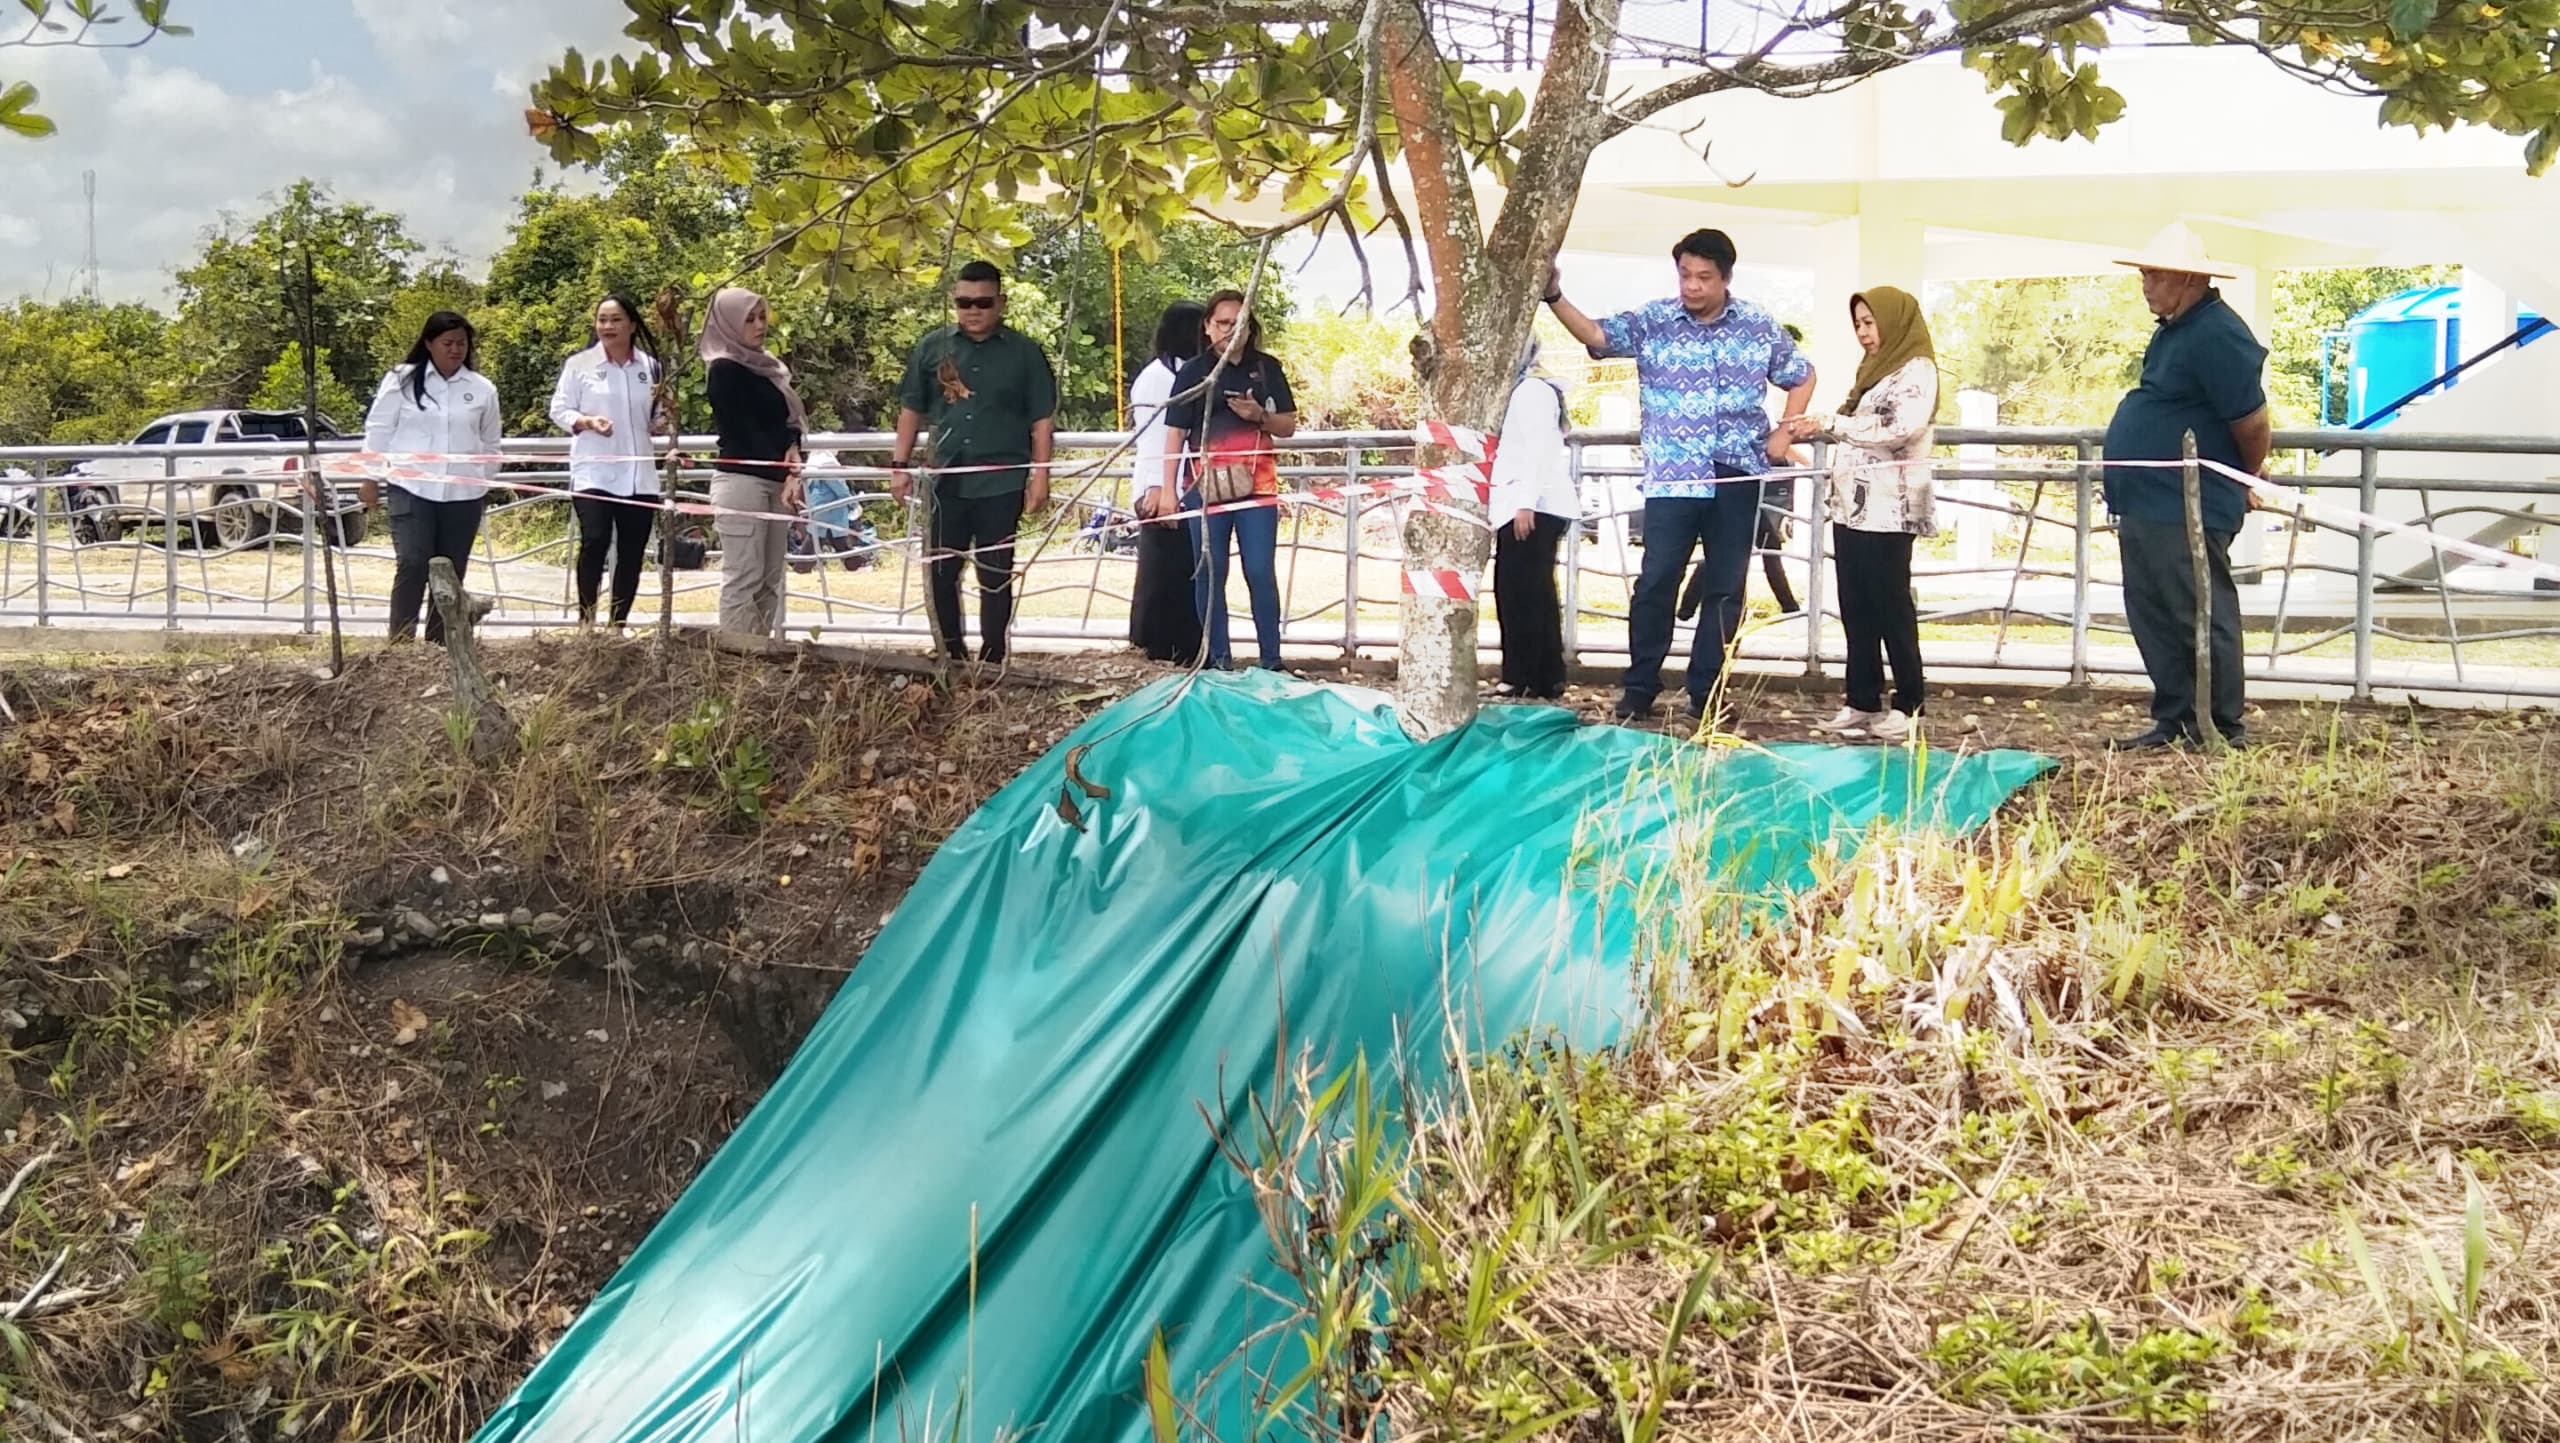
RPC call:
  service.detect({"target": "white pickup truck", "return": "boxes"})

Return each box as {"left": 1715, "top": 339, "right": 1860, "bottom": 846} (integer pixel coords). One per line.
{"left": 63, "top": 408, "right": 370, "bottom": 548}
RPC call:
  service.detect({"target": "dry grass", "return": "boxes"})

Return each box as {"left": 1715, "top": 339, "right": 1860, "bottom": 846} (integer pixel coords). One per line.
{"left": 0, "top": 635, "right": 1142, "bottom": 1440}
{"left": 1365, "top": 713, "right": 2560, "bottom": 1441}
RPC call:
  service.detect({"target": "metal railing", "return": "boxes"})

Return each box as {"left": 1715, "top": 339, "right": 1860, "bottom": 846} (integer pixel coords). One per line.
{"left": 3, "top": 425, "right": 2555, "bottom": 704}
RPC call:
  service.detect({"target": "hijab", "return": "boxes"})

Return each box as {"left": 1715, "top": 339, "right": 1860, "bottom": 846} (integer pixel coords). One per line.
{"left": 1844, "top": 286, "right": 1935, "bottom": 414}
{"left": 698, "top": 287, "right": 807, "bottom": 432}
{"left": 1514, "top": 335, "right": 1567, "bottom": 427}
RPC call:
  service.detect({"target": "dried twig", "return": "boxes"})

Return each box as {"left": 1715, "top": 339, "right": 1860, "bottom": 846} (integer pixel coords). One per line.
{"left": 5, "top": 1246, "right": 69, "bottom": 1322}
{"left": 0, "top": 1149, "right": 56, "bottom": 1221}
{"left": 7, "top": 1397, "right": 87, "bottom": 1443}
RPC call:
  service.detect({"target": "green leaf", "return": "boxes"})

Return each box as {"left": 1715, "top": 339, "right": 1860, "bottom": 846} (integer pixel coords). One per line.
{"left": 1142, "top": 1327, "right": 1178, "bottom": 1443}
{"left": 2527, "top": 120, "right": 2560, "bottom": 177}
{"left": 2388, "top": 0, "right": 2438, "bottom": 38}
{"left": 2462, "top": 1175, "right": 2487, "bottom": 1326}
{"left": 0, "top": 81, "right": 57, "bottom": 139}
{"left": 2339, "top": 1211, "right": 2396, "bottom": 1321}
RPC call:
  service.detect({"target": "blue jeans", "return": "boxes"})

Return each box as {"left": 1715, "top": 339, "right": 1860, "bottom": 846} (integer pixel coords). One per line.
{"left": 1189, "top": 492, "right": 1283, "bottom": 669}
{"left": 1624, "top": 474, "right": 1764, "bottom": 707}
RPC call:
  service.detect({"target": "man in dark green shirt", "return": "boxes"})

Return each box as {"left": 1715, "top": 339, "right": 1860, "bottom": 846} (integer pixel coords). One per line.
{"left": 891, "top": 260, "right": 1059, "bottom": 665}
{"left": 2101, "top": 225, "right": 2273, "bottom": 751}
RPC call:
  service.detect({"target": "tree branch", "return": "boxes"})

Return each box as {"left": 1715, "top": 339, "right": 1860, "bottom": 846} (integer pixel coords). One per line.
{"left": 1378, "top": 0, "right": 1485, "bottom": 350}
{"left": 1598, "top": 0, "right": 2118, "bottom": 135}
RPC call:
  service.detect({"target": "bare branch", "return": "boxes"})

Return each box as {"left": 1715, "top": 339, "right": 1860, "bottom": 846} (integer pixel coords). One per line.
{"left": 1368, "top": 143, "right": 1429, "bottom": 318}
{"left": 1597, "top": 0, "right": 2119, "bottom": 135}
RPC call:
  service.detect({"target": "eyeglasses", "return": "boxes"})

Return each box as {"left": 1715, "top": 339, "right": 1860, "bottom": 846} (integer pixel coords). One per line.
{"left": 953, "top": 296, "right": 998, "bottom": 311}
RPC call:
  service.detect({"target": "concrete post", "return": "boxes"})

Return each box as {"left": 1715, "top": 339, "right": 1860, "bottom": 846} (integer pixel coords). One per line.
{"left": 1954, "top": 389, "right": 1998, "bottom": 572}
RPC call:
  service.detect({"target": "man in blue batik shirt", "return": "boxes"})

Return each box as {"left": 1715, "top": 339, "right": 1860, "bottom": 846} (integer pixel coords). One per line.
{"left": 1548, "top": 228, "right": 1818, "bottom": 726}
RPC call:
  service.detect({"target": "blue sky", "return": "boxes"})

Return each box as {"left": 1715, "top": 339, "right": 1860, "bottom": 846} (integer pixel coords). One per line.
{"left": 0, "top": 0, "right": 1704, "bottom": 315}
{"left": 0, "top": 0, "right": 632, "bottom": 303}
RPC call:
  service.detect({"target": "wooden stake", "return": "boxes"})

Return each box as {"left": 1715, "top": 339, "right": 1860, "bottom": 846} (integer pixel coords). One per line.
{"left": 2183, "top": 430, "right": 2222, "bottom": 751}
{"left": 428, "top": 556, "right": 517, "bottom": 762}
{"left": 292, "top": 244, "right": 345, "bottom": 677}
{"left": 652, "top": 286, "right": 691, "bottom": 668}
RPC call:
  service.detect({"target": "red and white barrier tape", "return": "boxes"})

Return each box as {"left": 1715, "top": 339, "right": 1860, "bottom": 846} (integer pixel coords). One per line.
{"left": 1401, "top": 569, "right": 1477, "bottom": 601}
{"left": 2100, "top": 455, "right": 2560, "bottom": 588}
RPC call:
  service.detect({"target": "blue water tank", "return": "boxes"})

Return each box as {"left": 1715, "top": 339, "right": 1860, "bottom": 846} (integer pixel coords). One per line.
{"left": 2346, "top": 285, "right": 2548, "bottom": 427}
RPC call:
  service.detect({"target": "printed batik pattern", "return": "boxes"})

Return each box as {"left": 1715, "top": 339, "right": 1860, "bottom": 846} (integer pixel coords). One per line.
{"left": 1594, "top": 297, "right": 1813, "bottom": 498}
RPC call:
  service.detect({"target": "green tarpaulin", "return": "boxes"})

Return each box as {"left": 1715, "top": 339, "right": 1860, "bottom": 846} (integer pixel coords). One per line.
{"left": 475, "top": 673, "right": 2051, "bottom": 1443}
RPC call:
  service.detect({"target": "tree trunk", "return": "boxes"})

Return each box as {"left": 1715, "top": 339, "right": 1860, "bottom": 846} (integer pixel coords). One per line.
{"left": 1381, "top": 0, "right": 1622, "bottom": 737}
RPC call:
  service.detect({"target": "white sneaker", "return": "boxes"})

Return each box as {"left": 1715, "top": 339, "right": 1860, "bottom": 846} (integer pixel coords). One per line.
{"left": 1815, "top": 705, "right": 1878, "bottom": 735}
{"left": 1869, "top": 709, "right": 1915, "bottom": 742}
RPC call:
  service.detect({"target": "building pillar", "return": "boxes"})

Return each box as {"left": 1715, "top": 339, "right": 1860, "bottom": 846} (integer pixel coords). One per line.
{"left": 1954, "top": 389, "right": 1999, "bottom": 573}
{"left": 2456, "top": 267, "right": 2518, "bottom": 366}
{"left": 2210, "top": 235, "right": 2276, "bottom": 572}
{"left": 1805, "top": 213, "right": 1926, "bottom": 414}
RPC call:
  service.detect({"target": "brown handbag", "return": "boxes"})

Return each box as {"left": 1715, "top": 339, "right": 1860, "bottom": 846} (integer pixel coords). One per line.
{"left": 1200, "top": 458, "right": 1259, "bottom": 506}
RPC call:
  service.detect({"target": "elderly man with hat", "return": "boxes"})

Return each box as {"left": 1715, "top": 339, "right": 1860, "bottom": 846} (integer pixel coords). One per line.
{"left": 2102, "top": 223, "right": 2272, "bottom": 751}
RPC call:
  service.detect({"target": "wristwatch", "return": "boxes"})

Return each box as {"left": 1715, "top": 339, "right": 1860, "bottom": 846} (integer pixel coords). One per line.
{"left": 1543, "top": 289, "right": 1563, "bottom": 305}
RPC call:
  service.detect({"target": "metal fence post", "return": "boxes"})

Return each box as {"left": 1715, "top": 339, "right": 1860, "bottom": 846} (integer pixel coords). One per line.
{"left": 1341, "top": 449, "right": 1361, "bottom": 659}
{"left": 1563, "top": 435, "right": 1583, "bottom": 665}
{"left": 2353, "top": 445, "right": 2378, "bottom": 702}
{"left": 2071, "top": 439, "right": 2092, "bottom": 686}
{"left": 1801, "top": 443, "right": 1827, "bottom": 677}
{"left": 32, "top": 461, "right": 50, "bottom": 627}
{"left": 163, "top": 458, "right": 180, "bottom": 631}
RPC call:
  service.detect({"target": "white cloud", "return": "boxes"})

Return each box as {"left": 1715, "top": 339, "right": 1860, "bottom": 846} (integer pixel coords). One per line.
{"left": 347, "top": 0, "right": 474, "bottom": 58}
{"left": 350, "top": 0, "right": 632, "bottom": 94}
{"left": 0, "top": 1, "right": 636, "bottom": 306}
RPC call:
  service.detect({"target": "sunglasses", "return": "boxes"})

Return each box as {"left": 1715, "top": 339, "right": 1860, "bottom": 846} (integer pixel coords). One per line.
{"left": 953, "top": 295, "right": 998, "bottom": 311}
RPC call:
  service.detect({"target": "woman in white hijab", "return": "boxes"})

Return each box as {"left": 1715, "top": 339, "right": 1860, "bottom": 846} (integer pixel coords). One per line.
{"left": 700, "top": 286, "right": 806, "bottom": 637}
{"left": 1487, "top": 336, "right": 1579, "bottom": 699}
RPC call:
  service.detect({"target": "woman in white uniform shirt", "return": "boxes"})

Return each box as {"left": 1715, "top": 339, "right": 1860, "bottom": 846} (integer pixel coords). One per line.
{"left": 549, "top": 292, "right": 669, "bottom": 628}
{"left": 363, "top": 311, "right": 502, "bottom": 645}
{"left": 1487, "top": 337, "right": 1579, "bottom": 699}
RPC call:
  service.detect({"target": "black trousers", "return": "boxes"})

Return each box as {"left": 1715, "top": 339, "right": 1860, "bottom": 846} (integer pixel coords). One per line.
{"left": 927, "top": 488, "right": 1026, "bottom": 662}
{"left": 384, "top": 488, "right": 487, "bottom": 645}
{"left": 2119, "top": 515, "right": 2244, "bottom": 737}
{"left": 573, "top": 492, "right": 657, "bottom": 624}
{"left": 1831, "top": 528, "right": 1925, "bottom": 715}
{"left": 1680, "top": 513, "right": 1798, "bottom": 620}
{"left": 1131, "top": 518, "right": 1204, "bottom": 663}
{"left": 1625, "top": 472, "right": 1761, "bottom": 707}
{"left": 1494, "top": 512, "right": 1569, "bottom": 694}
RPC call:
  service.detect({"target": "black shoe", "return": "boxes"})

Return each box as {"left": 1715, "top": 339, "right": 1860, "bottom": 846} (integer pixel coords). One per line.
{"left": 1612, "top": 693, "right": 1658, "bottom": 722}
{"left": 1684, "top": 695, "right": 1740, "bottom": 734}
{"left": 2108, "top": 728, "right": 2181, "bottom": 752}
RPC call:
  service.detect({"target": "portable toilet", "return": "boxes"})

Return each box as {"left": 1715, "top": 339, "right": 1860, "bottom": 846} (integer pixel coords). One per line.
{"left": 2344, "top": 285, "right": 2549, "bottom": 428}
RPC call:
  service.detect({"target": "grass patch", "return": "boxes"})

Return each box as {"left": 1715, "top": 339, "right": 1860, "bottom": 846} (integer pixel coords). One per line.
{"left": 1226, "top": 715, "right": 2560, "bottom": 1441}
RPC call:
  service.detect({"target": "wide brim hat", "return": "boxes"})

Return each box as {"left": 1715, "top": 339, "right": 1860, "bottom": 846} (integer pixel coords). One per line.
{"left": 2113, "top": 222, "right": 2240, "bottom": 280}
